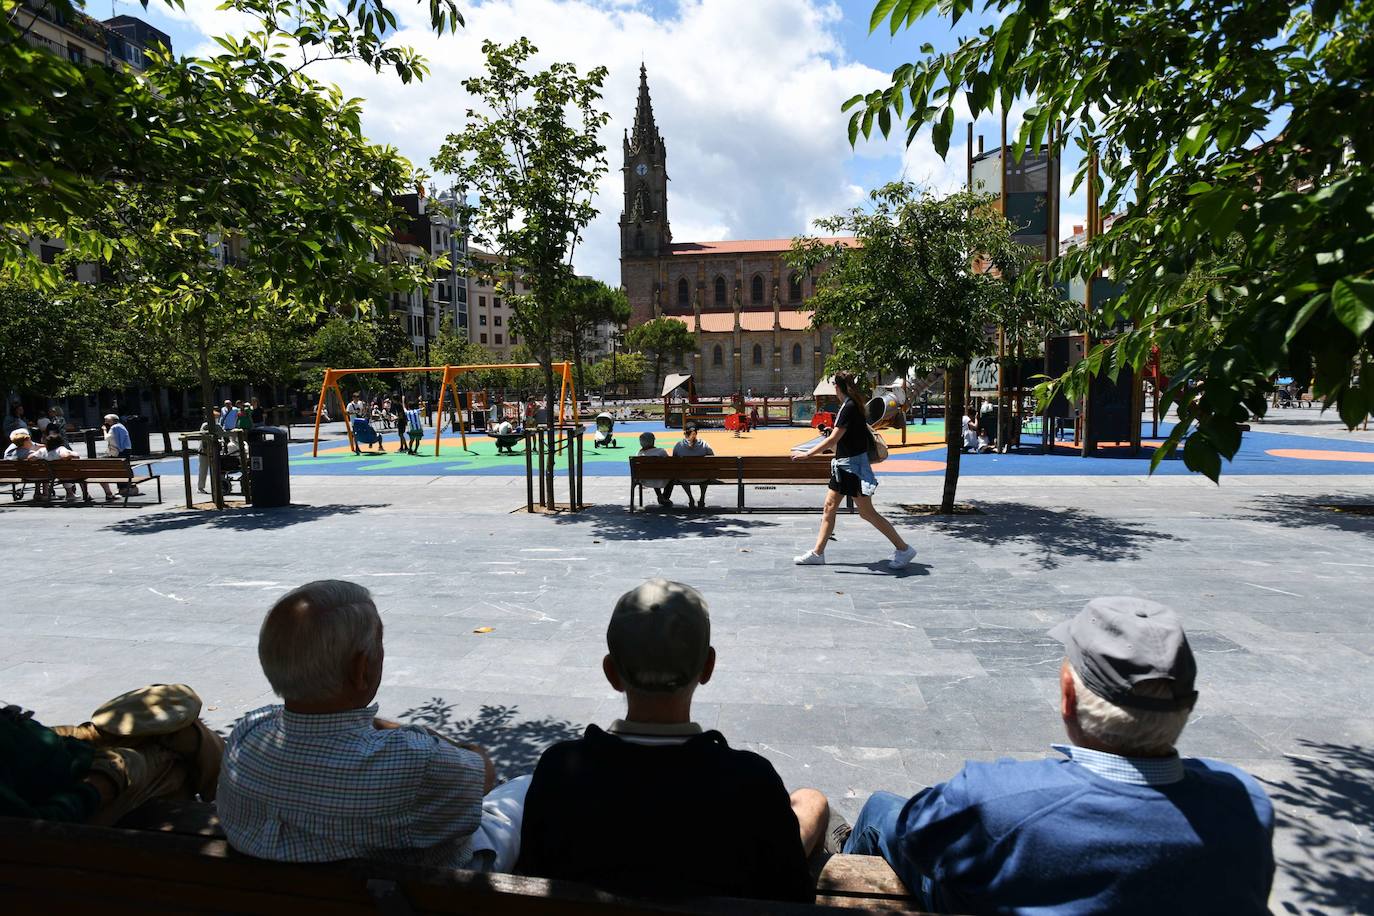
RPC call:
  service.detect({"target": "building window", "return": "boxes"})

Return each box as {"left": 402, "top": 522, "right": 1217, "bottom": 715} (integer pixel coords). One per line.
{"left": 480, "top": 333, "right": 488, "bottom": 344}
{"left": 792, "top": 343, "right": 802, "bottom": 365}
{"left": 714, "top": 276, "right": 727, "bottom": 306}
{"left": 495, "top": 334, "right": 503, "bottom": 344}
{"left": 67, "top": 45, "right": 85, "bottom": 65}
{"left": 712, "top": 344, "right": 723, "bottom": 366}
{"left": 788, "top": 273, "right": 802, "bottom": 301}
{"left": 494, "top": 297, "right": 502, "bottom": 309}
{"left": 677, "top": 277, "right": 689, "bottom": 308}
{"left": 510, "top": 334, "right": 517, "bottom": 344}
{"left": 751, "top": 274, "right": 764, "bottom": 304}
{"left": 479, "top": 314, "right": 487, "bottom": 326}
{"left": 494, "top": 315, "right": 502, "bottom": 326}
{"left": 479, "top": 295, "right": 487, "bottom": 308}
{"left": 752, "top": 343, "right": 763, "bottom": 365}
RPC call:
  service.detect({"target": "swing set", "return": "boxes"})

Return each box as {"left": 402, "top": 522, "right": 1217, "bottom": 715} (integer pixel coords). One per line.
{"left": 311, "top": 363, "right": 578, "bottom": 458}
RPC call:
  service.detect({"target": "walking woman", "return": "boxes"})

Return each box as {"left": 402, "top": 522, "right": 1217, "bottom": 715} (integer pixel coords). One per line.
{"left": 792, "top": 372, "right": 916, "bottom": 569}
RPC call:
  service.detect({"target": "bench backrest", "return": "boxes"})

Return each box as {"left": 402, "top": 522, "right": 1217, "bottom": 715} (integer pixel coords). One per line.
{"left": 49, "top": 458, "right": 135, "bottom": 482}
{"left": 739, "top": 456, "right": 831, "bottom": 480}
{"left": 629, "top": 456, "right": 735, "bottom": 480}
{"left": 0, "top": 815, "right": 924, "bottom": 915}
{"left": 629, "top": 455, "right": 833, "bottom": 482}
{"left": 0, "top": 460, "right": 52, "bottom": 482}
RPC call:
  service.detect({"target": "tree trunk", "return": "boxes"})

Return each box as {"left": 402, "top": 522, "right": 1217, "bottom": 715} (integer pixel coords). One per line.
{"left": 150, "top": 383, "right": 173, "bottom": 455}
{"left": 941, "top": 362, "right": 965, "bottom": 514}
{"left": 543, "top": 351, "right": 557, "bottom": 509}
{"left": 571, "top": 330, "right": 586, "bottom": 403}
{"left": 196, "top": 314, "right": 224, "bottom": 509}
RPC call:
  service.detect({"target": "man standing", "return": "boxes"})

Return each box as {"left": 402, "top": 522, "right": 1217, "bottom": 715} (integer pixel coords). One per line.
{"left": 217, "top": 580, "right": 529, "bottom": 872}
{"left": 518, "top": 579, "right": 830, "bottom": 901}
{"left": 843, "top": 597, "right": 1274, "bottom": 915}
{"left": 102, "top": 414, "right": 139, "bottom": 498}
{"left": 221, "top": 400, "right": 239, "bottom": 431}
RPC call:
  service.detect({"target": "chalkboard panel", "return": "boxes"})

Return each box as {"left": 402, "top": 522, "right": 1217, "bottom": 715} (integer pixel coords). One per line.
{"left": 1090, "top": 366, "right": 1136, "bottom": 443}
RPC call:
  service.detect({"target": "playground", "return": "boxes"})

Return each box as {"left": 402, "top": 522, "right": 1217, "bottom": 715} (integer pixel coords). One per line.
{"left": 145, "top": 415, "right": 1374, "bottom": 481}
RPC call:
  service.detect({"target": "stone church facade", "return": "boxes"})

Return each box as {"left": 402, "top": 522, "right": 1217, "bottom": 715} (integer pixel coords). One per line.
{"left": 619, "top": 66, "right": 854, "bottom": 396}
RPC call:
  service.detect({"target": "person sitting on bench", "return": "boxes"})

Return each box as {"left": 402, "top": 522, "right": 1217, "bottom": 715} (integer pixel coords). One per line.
{"left": 842, "top": 597, "right": 1275, "bottom": 915}
{"left": 518, "top": 578, "right": 831, "bottom": 902}
{"left": 668, "top": 423, "right": 714, "bottom": 507}
{"left": 1, "top": 684, "right": 224, "bottom": 826}
{"left": 217, "top": 580, "right": 529, "bottom": 872}
{"left": 635, "top": 431, "right": 671, "bottom": 507}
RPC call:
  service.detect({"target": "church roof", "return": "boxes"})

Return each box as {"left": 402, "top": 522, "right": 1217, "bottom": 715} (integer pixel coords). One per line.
{"left": 665, "top": 237, "right": 858, "bottom": 256}
{"left": 664, "top": 310, "right": 816, "bottom": 333}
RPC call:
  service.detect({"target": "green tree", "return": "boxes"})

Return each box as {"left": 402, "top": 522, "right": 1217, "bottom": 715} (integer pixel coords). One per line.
{"left": 432, "top": 38, "right": 609, "bottom": 506}
{"left": 0, "top": 278, "right": 93, "bottom": 400}
{"left": 306, "top": 316, "right": 378, "bottom": 403}
{"left": 589, "top": 351, "right": 649, "bottom": 396}
{"left": 790, "top": 182, "right": 1072, "bottom": 513}
{"left": 854, "top": 0, "right": 1373, "bottom": 478}
{"left": 553, "top": 277, "right": 630, "bottom": 396}
{"left": 2, "top": 0, "right": 461, "bottom": 283}
{"left": 625, "top": 316, "right": 696, "bottom": 395}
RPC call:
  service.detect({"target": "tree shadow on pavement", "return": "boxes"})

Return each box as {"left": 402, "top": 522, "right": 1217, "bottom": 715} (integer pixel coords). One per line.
{"left": 548, "top": 503, "right": 778, "bottom": 541}
{"left": 397, "top": 697, "right": 582, "bottom": 781}
{"left": 1243, "top": 494, "right": 1374, "bottom": 538}
{"left": 1264, "top": 741, "right": 1374, "bottom": 915}
{"left": 925, "top": 502, "right": 1177, "bottom": 569}
{"left": 102, "top": 504, "right": 386, "bottom": 535}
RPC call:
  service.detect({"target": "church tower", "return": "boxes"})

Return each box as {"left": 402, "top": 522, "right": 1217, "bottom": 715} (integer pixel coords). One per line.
{"left": 620, "top": 64, "right": 671, "bottom": 258}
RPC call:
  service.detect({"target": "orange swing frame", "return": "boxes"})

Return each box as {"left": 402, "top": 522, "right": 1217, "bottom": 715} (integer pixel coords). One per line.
{"left": 311, "top": 363, "right": 577, "bottom": 458}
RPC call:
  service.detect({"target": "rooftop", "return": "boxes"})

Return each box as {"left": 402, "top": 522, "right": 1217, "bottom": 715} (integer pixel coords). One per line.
{"left": 666, "top": 237, "right": 858, "bottom": 256}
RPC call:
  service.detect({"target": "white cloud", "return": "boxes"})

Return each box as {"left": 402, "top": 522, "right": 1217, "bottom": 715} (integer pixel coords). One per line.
{"left": 297, "top": 0, "right": 888, "bottom": 283}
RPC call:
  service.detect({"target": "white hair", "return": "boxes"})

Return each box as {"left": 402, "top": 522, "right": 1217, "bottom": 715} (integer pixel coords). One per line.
{"left": 1070, "top": 665, "right": 1191, "bottom": 756}
{"left": 258, "top": 580, "right": 381, "bottom": 703}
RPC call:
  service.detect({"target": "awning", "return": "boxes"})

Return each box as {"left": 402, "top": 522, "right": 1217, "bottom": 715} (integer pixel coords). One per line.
{"left": 662, "top": 373, "right": 693, "bottom": 398}
{"left": 813, "top": 377, "right": 836, "bottom": 397}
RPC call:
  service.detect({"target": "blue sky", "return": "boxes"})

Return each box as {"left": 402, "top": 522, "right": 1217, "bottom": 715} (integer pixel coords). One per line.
{"left": 113, "top": 0, "right": 1088, "bottom": 284}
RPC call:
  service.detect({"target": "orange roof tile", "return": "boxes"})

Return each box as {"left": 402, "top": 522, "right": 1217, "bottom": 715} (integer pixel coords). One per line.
{"left": 666, "top": 237, "right": 858, "bottom": 256}
{"left": 662, "top": 310, "right": 816, "bottom": 333}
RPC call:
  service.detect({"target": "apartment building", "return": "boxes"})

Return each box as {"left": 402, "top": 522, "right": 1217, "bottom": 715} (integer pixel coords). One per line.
{"left": 15, "top": 0, "right": 170, "bottom": 70}
{"left": 465, "top": 248, "right": 529, "bottom": 359}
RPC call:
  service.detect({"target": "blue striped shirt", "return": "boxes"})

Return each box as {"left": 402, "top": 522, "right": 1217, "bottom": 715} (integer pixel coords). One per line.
{"left": 217, "top": 704, "right": 486, "bottom": 866}
{"left": 1052, "top": 743, "right": 1185, "bottom": 786}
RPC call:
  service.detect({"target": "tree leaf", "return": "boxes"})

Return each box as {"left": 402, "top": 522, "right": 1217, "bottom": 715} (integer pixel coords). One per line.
{"left": 1331, "top": 277, "right": 1374, "bottom": 338}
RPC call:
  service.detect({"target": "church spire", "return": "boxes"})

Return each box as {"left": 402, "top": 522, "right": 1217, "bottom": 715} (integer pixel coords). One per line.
{"left": 631, "top": 63, "right": 660, "bottom": 152}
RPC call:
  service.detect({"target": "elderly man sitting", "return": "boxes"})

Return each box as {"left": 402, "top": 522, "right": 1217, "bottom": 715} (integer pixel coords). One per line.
{"left": 843, "top": 597, "right": 1274, "bottom": 915}
{"left": 217, "top": 580, "right": 529, "bottom": 871}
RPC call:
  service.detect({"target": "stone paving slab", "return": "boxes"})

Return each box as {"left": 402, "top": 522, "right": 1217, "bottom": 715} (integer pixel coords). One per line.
{"left": 2, "top": 472, "right": 1372, "bottom": 913}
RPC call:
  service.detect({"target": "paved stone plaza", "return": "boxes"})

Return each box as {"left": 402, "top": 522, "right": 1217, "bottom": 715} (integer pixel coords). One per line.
{"left": 4, "top": 456, "right": 1373, "bottom": 912}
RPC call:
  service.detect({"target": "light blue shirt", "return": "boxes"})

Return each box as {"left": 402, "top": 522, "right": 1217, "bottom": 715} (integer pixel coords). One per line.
{"left": 109, "top": 422, "right": 131, "bottom": 453}
{"left": 833, "top": 451, "right": 879, "bottom": 496}
{"left": 217, "top": 704, "right": 487, "bottom": 867}
{"left": 1052, "top": 743, "right": 1185, "bottom": 786}
{"left": 222, "top": 407, "right": 239, "bottom": 429}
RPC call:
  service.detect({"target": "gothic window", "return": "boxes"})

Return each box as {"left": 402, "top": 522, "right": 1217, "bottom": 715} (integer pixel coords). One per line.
{"left": 752, "top": 343, "right": 763, "bottom": 365}
{"left": 714, "top": 275, "right": 727, "bottom": 305}
{"left": 677, "top": 277, "right": 689, "bottom": 308}
{"left": 788, "top": 272, "right": 802, "bottom": 301}
{"left": 751, "top": 274, "right": 764, "bottom": 304}
{"left": 792, "top": 343, "right": 802, "bottom": 365}
{"left": 634, "top": 230, "right": 644, "bottom": 251}
{"left": 712, "top": 344, "right": 723, "bottom": 366}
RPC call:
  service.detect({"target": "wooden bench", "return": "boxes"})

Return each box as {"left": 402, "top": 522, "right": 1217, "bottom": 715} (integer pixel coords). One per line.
{"left": 0, "top": 457, "right": 161, "bottom": 505}
{"left": 629, "top": 455, "right": 851, "bottom": 513}
{"left": 0, "top": 802, "right": 926, "bottom": 914}
{"left": 0, "top": 459, "right": 58, "bottom": 503}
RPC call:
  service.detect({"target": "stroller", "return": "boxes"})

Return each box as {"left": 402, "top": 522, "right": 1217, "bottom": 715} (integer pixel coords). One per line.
{"left": 592, "top": 412, "right": 620, "bottom": 449}
{"left": 218, "top": 440, "right": 244, "bottom": 495}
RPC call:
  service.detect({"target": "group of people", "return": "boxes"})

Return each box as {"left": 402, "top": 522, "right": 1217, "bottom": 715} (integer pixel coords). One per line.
{"left": 634, "top": 424, "right": 714, "bottom": 507}
{"left": 3, "top": 581, "right": 1275, "bottom": 913}
{"left": 961, "top": 400, "right": 1002, "bottom": 453}
{"left": 4, "top": 412, "right": 142, "bottom": 501}
{"left": 345, "top": 391, "right": 425, "bottom": 455}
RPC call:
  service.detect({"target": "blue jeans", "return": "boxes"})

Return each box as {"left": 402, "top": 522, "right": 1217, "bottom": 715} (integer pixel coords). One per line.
{"left": 844, "top": 790, "right": 939, "bottom": 910}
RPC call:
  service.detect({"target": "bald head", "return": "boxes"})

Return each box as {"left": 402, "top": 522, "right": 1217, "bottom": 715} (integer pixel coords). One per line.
{"left": 258, "top": 580, "right": 382, "bottom": 705}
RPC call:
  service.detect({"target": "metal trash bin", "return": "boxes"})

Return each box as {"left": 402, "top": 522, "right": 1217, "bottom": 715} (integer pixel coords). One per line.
{"left": 246, "top": 426, "right": 290, "bottom": 507}
{"left": 122, "top": 415, "right": 151, "bottom": 456}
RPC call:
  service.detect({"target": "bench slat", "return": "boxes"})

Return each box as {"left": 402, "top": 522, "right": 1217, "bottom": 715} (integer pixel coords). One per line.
{"left": 0, "top": 816, "right": 926, "bottom": 915}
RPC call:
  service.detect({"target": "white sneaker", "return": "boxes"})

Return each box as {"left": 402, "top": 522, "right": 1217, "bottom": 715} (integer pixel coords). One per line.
{"left": 889, "top": 545, "right": 917, "bottom": 569}
{"left": 794, "top": 551, "right": 826, "bottom": 566}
